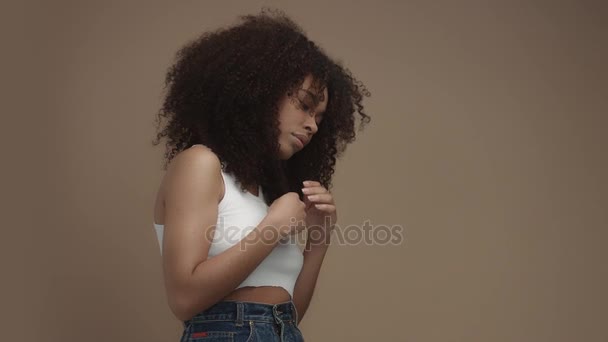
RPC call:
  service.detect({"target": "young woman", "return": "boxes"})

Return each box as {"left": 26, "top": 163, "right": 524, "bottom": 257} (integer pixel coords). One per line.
{"left": 152, "top": 7, "right": 370, "bottom": 341}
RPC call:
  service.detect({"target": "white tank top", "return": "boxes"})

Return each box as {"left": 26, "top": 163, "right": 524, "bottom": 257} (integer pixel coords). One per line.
{"left": 153, "top": 165, "right": 304, "bottom": 298}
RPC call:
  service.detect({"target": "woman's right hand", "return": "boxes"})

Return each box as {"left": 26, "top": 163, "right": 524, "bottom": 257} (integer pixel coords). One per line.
{"left": 266, "top": 192, "right": 307, "bottom": 237}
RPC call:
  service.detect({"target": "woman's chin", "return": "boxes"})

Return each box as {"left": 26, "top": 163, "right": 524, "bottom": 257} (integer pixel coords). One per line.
{"left": 279, "top": 151, "right": 295, "bottom": 160}
{"left": 277, "top": 148, "right": 290, "bottom": 160}
{"left": 277, "top": 142, "right": 298, "bottom": 160}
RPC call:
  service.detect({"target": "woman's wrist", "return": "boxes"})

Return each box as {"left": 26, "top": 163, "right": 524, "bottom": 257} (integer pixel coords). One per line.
{"left": 305, "top": 226, "right": 333, "bottom": 248}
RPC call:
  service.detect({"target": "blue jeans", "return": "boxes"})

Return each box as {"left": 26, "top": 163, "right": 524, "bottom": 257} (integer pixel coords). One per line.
{"left": 180, "top": 300, "right": 305, "bottom": 342}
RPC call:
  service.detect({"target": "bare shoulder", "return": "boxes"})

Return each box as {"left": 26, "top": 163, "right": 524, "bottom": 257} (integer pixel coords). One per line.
{"left": 170, "top": 144, "right": 221, "bottom": 170}
{"left": 160, "top": 145, "right": 224, "bottom": 207}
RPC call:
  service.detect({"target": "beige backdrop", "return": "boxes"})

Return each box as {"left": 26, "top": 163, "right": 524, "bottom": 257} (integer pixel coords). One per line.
{"left": 3, "top": 1, "right": 607, "bottom": 341}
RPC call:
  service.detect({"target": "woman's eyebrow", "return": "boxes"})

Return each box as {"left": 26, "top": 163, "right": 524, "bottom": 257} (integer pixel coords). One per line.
{"left": 300, "top": 89, "right": 326, "bottom": 113}
{"left": 301, "top": 88, "right": 325, "bottom": 102}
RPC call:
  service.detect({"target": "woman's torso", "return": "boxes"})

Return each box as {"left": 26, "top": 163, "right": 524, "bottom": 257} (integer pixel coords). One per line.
{"left": 153, "top": 160, "right": 293, "bottom": 305}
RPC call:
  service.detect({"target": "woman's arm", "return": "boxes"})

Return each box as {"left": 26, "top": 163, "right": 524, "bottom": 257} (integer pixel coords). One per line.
{"left": 292, "top": 229, "right": 331, "bottom": 325}
{"left": 292, "top": 180, "right": 337, "bottom": 324}
{"left": 168, "top": 217, "right": 288, "bottom": 322}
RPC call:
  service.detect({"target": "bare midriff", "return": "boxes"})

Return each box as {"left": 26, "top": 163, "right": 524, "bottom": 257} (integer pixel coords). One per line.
{"left": 221, "top": 286, "right": 292, "bottom": 304}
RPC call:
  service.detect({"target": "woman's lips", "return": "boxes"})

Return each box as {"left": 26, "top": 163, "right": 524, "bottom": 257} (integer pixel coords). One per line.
{"left": 292, "top": 134, "right": 304, "bottom": 148}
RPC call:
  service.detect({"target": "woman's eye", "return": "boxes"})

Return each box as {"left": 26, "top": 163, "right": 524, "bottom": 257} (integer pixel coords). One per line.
{"left": 299, "top": 102, "right": 310, "bottom": 112}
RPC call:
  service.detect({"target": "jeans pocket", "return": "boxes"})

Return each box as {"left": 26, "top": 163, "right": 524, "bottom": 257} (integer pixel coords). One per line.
{"left": 244, "top": 320, "right": 255, "bottom": 342}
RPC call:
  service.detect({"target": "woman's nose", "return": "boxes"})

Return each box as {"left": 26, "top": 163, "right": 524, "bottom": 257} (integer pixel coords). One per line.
{"left": 304, "top": 115, "right": 318, "bottom": 134}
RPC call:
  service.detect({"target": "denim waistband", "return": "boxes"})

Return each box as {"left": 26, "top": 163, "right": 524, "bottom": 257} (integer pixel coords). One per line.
{"left": 184, "top": 300, "right": 298, "bottom": 327}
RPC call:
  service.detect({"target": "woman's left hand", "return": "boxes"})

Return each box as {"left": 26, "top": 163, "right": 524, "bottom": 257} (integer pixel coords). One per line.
{"left": 302, "top": 181, "right": 337, "bottom": 234}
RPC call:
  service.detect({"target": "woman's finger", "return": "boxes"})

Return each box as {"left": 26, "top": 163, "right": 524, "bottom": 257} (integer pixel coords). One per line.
{"left": 313, "top": 204, "right": 336, "bottom": 213}
{"left": 305, "top": 193, "right": 333, "bottom": 204}
{"left": 302, "top": 186, "right": 328, "bottom": 195}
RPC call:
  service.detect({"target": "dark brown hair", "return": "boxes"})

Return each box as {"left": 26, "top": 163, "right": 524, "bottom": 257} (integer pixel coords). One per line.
{"left": 152, "top": 7, "right": 371, "bottom": 205}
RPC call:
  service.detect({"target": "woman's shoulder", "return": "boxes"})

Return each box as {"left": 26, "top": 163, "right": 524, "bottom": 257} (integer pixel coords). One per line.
{"left": 160, "top": 144, "right": 224, "bottom": 201}
{"left": 171, "top": 144, "right": 222, "bottom": 169}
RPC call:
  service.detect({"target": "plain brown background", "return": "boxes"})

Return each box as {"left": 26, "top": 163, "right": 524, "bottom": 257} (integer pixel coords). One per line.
{"left": 2, "top": 1, "right": 607, "bottom": 341}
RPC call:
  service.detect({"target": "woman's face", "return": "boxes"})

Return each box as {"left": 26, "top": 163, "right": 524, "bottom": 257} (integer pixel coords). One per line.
{"left": 276, "top": 75, "right": 328, "bottom": 160}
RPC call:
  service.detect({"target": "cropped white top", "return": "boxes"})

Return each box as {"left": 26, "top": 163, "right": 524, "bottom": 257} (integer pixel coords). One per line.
{"left": 153, "top": 168, "right": 304, "bottom": 298}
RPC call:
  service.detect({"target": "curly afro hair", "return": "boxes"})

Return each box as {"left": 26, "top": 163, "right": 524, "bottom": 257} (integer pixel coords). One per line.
{"left": 152, "top": 7, "right": 371, "bottom": 205}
